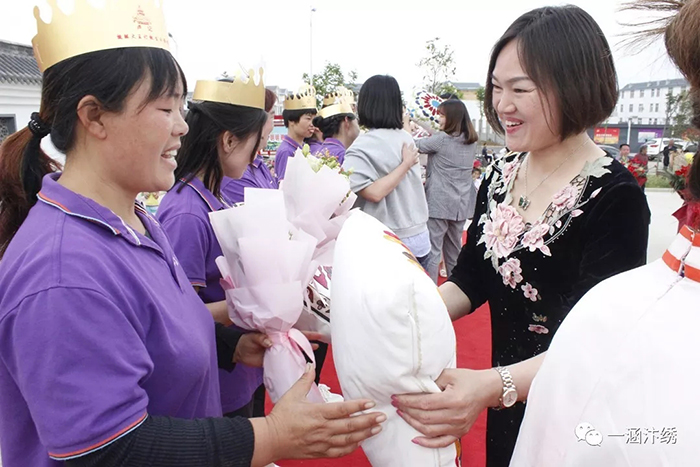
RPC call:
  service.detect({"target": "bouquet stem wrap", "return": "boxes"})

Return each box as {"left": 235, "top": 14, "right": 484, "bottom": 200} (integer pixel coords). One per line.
{"left": 210, "top": 152, "right": 356, "bottom": 403}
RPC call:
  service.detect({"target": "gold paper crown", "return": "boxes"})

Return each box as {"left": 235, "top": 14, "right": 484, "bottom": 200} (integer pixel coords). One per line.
{"left": 284, "top": 84, "right": 318, "bottom": 111}
{"left": 32, "top": 0, "right": 170, "bottom": 72}
{"left": 322, "top": 86, "right": 355, "bottom": 107}
{"left": 192, "top": 70, "right": 265, "bottom": 110}
{"left": 319, "top": 96, "right": 354, "bottom": 119}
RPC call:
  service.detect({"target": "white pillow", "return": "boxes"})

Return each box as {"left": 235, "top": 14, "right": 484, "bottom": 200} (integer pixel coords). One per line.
{"left": 331, "top": 211, "right": 458, "bottom": 467}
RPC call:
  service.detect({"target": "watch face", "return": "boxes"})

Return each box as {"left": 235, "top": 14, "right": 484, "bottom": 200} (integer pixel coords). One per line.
{"left": 503, "top": 388, "right": 518, "bottom": 407}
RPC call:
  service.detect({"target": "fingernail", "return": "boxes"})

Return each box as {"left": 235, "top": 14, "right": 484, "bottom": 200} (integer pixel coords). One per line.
{"left": 391, "top": 395, "right": 398, "bottom": 402}
{"left": 411, "top": 439, "right": 420, "bottom": 445}
{"left": 264, "top": 339, "right": 273, "bottom": 347}
{"left": 390, "top": 400, "right": 399, "bottom": 408}
{"left": 396, "top": 409, "right": 404, "bottom": 417}
{"left": 371, "top": 426, "right": 382, "bottom": 435}
{"left": 376, "top": 414, "right": 387, "bottom": 423}
{"left": 305, "top": 363, "right": 313, "bottom": 373}
{"left": 364, "top": 401, "right": 376, "bottom": 409}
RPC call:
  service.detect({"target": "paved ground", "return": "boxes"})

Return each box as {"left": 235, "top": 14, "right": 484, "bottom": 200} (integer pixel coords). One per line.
{"left": 646, "top": 189, "right": 682, "bottom": 262}
{"left": 0, "top": 190, "right": 682, "bottom": 467}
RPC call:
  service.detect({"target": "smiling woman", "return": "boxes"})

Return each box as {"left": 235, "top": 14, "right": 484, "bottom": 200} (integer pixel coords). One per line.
{"left": 393, "top": 6, "right": 651, "bottom": 467}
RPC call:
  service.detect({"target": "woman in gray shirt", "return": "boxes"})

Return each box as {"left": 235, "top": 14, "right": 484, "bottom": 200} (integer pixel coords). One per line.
{"left": 411, "top": 99, "right": 479, "bottom": 282}
{"left": 343, "top": 75, "right": 430, "bottom": 266}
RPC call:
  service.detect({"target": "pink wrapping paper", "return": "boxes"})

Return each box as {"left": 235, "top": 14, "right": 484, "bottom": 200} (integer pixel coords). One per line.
{"left": 209, "top": 152, "right": 355, "bottom": 403}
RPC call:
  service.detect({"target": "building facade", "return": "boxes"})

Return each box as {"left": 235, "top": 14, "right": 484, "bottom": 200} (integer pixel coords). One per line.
{"left": 0, "top": 40, "right": 42, "bottom": 144}
{"left": 613, "top": 78, "right": 689, "bottom": 125}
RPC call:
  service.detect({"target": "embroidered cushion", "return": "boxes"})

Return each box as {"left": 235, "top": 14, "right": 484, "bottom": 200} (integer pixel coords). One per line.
{"left": 331, "top": 211, "right": 458, "bottom": 466}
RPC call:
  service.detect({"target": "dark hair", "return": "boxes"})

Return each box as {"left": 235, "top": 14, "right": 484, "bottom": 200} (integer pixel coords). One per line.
{"left": 265, "top": 88, "right": 277, "bottom": 113}
{"left": 357, "top": 75, "right": 403, "bottom": 130}
{"left": 0, "top": 47, "right": 186, "bottom": 257}
{"left": 175, "top": 102, "right": 267, "bottom": 197}
{"left": 282, "top": 108, "right": 317, "bottom": 127}
{"left": 620, "top": 143, "right": 630, "bottom": 149}
{"left": 638, "top": 145, "right": 648, "bottom": 154}
{"left": 484, "top": 5, "right": 618, "bottom": 140}
{"left": 314, "top": 113, "right": 357, "bottom": 139}
{"left": 438, "top": 99, "right": 478, "bottom": 144}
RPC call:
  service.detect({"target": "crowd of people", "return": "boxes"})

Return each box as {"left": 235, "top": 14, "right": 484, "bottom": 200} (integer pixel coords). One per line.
{"left": 0, "top": 1, "right": 699, "bottom": 467}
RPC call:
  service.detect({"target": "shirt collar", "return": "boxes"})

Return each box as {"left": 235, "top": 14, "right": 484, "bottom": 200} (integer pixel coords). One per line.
{"left": 179, "top": 176, "right": 230, "bottom": 211}
{"left": 282, "top": 135, "right": 302, "bottom": 149}
{"left": 252, "top": 156, "right": 263, "bottom": 168}
{"left": 37, "top": 173, "right": 144, "bottom": 245}
{"left": 323, "top": 138, "right": 344, "bottom": 148}
{"left": 663, "top": 226, "right": 700, "bottom": 283}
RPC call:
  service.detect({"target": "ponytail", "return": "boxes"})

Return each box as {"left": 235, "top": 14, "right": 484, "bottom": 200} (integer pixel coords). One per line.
{"left": 0, "top": 112, "right": 59, "bottom": 257}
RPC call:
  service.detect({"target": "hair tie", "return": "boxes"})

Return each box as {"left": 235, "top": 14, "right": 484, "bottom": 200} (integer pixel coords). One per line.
{"left": 28, "top": 112, "right": 50, "bottom": 138}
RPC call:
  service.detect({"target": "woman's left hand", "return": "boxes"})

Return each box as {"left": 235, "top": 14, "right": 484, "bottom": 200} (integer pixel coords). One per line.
{"left": 392, "top": 368, "right": 501, "bottom": 448}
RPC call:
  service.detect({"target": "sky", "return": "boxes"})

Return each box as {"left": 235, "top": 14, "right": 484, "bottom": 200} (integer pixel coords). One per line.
{"left": 0, "top": 0, "right": 684, "bottom": 94}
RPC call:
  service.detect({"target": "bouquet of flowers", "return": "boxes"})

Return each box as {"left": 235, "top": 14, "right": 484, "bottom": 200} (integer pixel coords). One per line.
{"left": 625, "top": 159, "right": 647, "bottom": 187}
{"left": 209, "top": 150, "right": 356, "bottom": 403}
{"left": 670, "top": 165, "right": 691, "bottom": 197}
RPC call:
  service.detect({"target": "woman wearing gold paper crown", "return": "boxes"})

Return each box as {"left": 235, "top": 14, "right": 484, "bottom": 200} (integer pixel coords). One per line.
{"left": 311, "top": 89, "right": 360, "bottom": 165}
{"left": 0, "top": 2, "right": 384, "bottom": 466}
{"left": 275, "top": 84, "right": 318, "bottom": 180}
{"left": 156, "top": 74, "right": 271, "bottom": 421}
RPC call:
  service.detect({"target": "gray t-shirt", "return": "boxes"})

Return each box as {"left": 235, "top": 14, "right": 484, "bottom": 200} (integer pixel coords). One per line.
{"left": 343, "top": 128, "right": 429, "bottom": 239}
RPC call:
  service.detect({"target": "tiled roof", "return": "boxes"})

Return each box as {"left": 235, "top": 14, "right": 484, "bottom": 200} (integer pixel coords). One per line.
{"left": 447, "top": 81, "right": 482, "bottom": 91}
{"left": 0, "top": 40, "right": 42, "bottom": 86}
{"left": 620, "top": 78, "right": 688, "bottom": 91}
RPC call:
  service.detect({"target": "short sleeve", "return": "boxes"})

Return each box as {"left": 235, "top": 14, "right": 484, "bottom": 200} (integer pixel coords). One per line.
{"left": 415, "top": 133, "right": 445, "bottom": 155}
{"left": 4, "top": 287, "right": 151, "bottom": 459}
{"left": 221, "top": 173, "right": 256, "bottom": 205}
{"left": 344, "top": 148, "right": 380, "bottom": 193}
{"left": 275, "top": 148, "right": 291, "bottom": 181}
{"left": 448, "top": 170, "right": 492, "bottom": 309}
{"left": 558, "top": 182, "right": 650, "bottom": 309}
{"left": 160, "top": 214, "right": 210, "bottom": 288}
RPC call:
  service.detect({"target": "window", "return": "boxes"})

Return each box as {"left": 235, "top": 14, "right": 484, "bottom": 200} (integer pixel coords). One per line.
{"left": 620, "top": 105, "right": 624, "bottom": 113}
{"left": 655, "top": 103, "right": 659, "bottom": 112}
{"left": 621, "top": 91, "right": 625, "bottom": 99}
{"left": 631, "top": 90, "right": 635, "bottom": 98}
{"left": 0, "top": 116, "right": 16, "bottom": 144}
{"left": 629, "top": 104, "right": 634, "bottom": 112}
{"left": 640, "top": 90, "right": 645, "bottom": 98}
{"left": 639, "top": 104, "right": 644, "bottom": 112}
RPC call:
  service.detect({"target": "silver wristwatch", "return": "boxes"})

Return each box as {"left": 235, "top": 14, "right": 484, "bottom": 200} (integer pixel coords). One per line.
{"left": 494, "top": 367, "right": 518, "bottom": 409}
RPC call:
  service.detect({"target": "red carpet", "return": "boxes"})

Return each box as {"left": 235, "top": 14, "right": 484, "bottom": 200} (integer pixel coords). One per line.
{"left": 274, "top": 296, "right": 492, "bottom": 467}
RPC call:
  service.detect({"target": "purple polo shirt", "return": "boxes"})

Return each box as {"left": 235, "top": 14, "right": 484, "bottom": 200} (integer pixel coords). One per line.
{"left": 306, "top": 138, "right": 323, "bottom": 155}
{"left": 221, "top": 156, "right": 279, "bottom": 204}
{"left": 0, "top": 173, "right": 220, "bottom": 467}
{"left": 274, "top": 135, "right": 303, "bottom": 180}
{"left": 157, "top": 177, "right": 263, "bottom": 414}
{"left": 315, "top": 137, "right": 346, "bottom": 165}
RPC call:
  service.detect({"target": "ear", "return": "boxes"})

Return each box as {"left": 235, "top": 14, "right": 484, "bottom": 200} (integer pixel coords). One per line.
{"left": 220, "top": 130, "right": 238, "bottom": 154}
{"left": 76, "top": 95, "right": 108, "bottom": 139}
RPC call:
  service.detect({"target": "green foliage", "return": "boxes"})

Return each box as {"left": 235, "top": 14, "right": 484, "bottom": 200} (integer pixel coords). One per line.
{"left": 302, "top": 63, "right": 356, "bottom": 106}
{"left": 417, "top": 37, "right": 457, "bottom": 96}
{"left": 646, "top": 174, "right": 671, "bottom": 189}
{"left": 475, "top": 86, "right": 485, "bottom": 118}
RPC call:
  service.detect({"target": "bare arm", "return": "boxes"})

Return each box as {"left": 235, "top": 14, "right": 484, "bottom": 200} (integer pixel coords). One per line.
{"left": 439, "top": 281, "right": 473, "bottom": 321}
{"left": 357, "top": 143, "right": 419, "bottom": 203}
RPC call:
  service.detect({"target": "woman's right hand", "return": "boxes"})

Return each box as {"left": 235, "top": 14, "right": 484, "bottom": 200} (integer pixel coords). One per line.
{"left": 257, "top": 364, "right": 385, "bottom": 463}
{"left": 401, "top": 143, "right": 420, "bottom": 168}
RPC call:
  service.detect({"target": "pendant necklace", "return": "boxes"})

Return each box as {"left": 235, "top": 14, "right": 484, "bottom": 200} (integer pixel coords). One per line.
{"left": 518, "top": 139, "right": 589, "bottom": 211}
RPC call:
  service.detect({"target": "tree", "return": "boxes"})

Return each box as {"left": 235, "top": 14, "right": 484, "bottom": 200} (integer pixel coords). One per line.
{"left": 664, "top": 90, "right": 684, "bottom": 137}
{"left": 417, "top": 38, "right": 458, "bottom": 96}
{"left": 475, "top": 86, "right": 485, "bottom": 118}
{"left": 302, "top": 63, "right": 356, "bottom": 106}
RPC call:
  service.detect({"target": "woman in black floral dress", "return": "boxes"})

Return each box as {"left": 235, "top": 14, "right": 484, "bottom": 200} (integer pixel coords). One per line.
{"left": 394, "top": 6, "right": 650, "bottom": 466}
